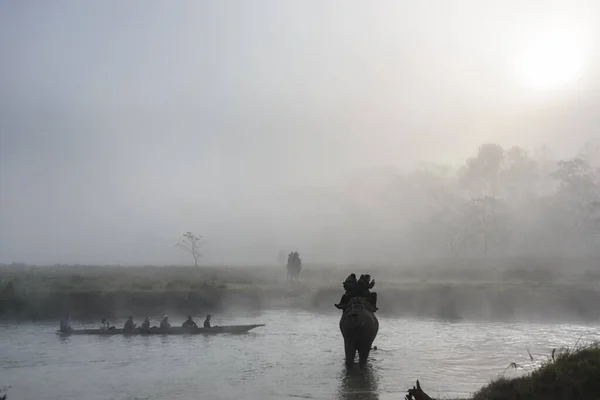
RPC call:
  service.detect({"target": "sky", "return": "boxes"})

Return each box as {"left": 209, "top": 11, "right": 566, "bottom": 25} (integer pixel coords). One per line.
{"left": 1, "top": 0, "right": 600, "bottom": 265}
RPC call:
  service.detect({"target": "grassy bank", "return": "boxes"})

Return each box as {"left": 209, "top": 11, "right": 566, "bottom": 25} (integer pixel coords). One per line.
{"left": 1, "top": 261, "right": 600, "bottom": 321}
{"left": 407, "top": 343, "right": 600, "bottom": 400}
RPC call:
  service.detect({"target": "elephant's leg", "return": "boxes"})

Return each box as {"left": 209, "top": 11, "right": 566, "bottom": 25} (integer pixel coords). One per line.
{"left": 357, "top": 344, "right": 371, "bottom": 367}
{"left": 344, "top": 340, "right": 356, "bottom": 367}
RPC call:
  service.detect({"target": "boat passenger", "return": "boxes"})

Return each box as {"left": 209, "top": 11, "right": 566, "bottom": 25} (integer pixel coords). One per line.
{"left": 60, "top": 313, "right": 72, "bottom": 333}
{"left": 123, "top": 316, "right": 136, "bottom": 332}
{"left": 203, "top": 314, "right": 212, "bottom": 328}
{"left": 141, "top": 317, "right": 150, "bottom": 329}
{"left": 160, "top": 315, "right": 171, "bottom": 330}
{"left": 182, "top": 316, "right": 198, "bottom": 329}
{"left": 100, "top": 318, "right": 110, "bottom": 331}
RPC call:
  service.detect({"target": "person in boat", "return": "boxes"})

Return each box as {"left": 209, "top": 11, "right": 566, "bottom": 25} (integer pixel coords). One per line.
{"left": 101, "top": 318, "right": 110, "bottom": 331}
{"left": 203, "top": 314, "right": 212, "bottom": 328}
{"left": 182, "top": 316, "right": 198, "bottom": 329}
{"left": 141, "top": 317, "right": 150, "bottom": 330}
{"left": 60, "top": 313, "right": 72, "bottom": 333}
{"left": 123, "top": 316, "right": 136, "bottom": 332}
{"left": 160, "top": 315, "right": 171, "bottom": 330}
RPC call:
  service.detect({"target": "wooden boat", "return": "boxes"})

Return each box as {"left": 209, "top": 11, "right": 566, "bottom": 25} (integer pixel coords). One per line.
{"left": 57, "top": 324, "right": 265, "bottom": 336}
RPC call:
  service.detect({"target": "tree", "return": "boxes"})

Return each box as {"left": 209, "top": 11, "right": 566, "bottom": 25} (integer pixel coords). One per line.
{"left": 428, "top": 188, "right": 473, "bottom": 258}
{"left": 466, "top": 196, "right": 507, "bottom": 256}
{"left": 459, "top": 143, "right": 505, "bottom": 197}
{"left": 286, "top": 252, "right": 302, "bottom": 282}
{"left": 501, "top": 146, "right": 539, "bottom": 202}
{"left": 176, "top": 232, "right": 203, "bottom": 267}
{"left": 550, "top": 157, "right": 600, "bottom": 230}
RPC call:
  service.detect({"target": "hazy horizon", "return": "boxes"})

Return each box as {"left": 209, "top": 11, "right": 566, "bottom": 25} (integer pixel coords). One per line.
{"left": 1, "top": 1, "right": 600, "bottom": 265}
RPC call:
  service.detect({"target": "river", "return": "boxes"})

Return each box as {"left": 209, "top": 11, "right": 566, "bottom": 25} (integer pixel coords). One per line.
{"left": 1, "top": 310, "right": 599, "bottom": 400}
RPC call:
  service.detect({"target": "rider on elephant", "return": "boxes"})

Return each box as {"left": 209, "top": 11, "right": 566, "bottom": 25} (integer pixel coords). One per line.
{"left": 335, "top": 273, "right": 377, "bottom": 311}
{"left": 342, "top": 273, "right": 358, "bottom": 292}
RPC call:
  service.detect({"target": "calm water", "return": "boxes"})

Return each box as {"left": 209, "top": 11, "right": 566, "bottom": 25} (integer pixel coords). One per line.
{"left": 1, "top": 310, "right": 600, "bottom": 400}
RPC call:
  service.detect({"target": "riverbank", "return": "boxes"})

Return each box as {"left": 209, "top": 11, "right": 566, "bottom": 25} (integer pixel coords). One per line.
{"left": 408, "top": 343, "right": 600, "bottom": 400}
{"left": 1, "top": 262, "right": 600, "bottom": 322}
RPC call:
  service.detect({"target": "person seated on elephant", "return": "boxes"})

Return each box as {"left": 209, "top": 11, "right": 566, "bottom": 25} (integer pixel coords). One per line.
{"left": 356, "top": 274, "right": 375, "bottom": 295}
{"left": 335, "top": 292, "right": 349, "bottom": 309}
{"left": 336, "top": 273, "right": 378, "bottom": 310}
{"left": 363, "top": 274, "right": 375, "bottom": 291}
{"left": 335, "top": 288, "right": 361, "bottom": 310}
{"left": 342, "top": 273, "right": 357, "bottom": 292}
{"left": 141, "top": 317, "right": 151, "bottom": 330}
{"left": 355, "top": 274, "right": 367, "bottom": 294}
{"left": 336, "top": 273, "right": 359, "bottom": 308}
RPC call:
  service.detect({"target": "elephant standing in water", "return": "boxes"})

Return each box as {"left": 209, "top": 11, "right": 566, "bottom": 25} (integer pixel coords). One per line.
{"left": 339, "top": 297, "right": 379, "bottom": 367}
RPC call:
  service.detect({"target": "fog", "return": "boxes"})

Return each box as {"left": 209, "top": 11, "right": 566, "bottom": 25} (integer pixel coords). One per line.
{"left": 1, "top": 0, "right": 599, "bottom": 265}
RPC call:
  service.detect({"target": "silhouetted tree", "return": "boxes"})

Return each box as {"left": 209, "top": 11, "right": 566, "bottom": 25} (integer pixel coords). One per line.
{"left": 176, "top": 232, "right": 203, "bottom": 267}
{"left": 551, "top": 157, "right": 600, "bottom": 230}
{"left": 459, "top": 143, "right": 505, "bottom": 197}
{"left": 286, "top": 251, "right": 302, "bottom": 282}
{"left": 501, "top": 146, "right": 539, "bottom": 202}
{"left": 467, "top": 196, "right": 507, "bottom": 256}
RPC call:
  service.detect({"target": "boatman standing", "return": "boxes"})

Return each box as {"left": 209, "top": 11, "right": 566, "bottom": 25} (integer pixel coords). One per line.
{"left": 60, "top": 313, "right": 72, "bottom": 333}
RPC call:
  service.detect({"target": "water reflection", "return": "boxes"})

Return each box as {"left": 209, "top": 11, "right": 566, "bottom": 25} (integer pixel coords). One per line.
{"left": 336, "top": 364, "right": 379, "bottom": 400}
{"left": 57, "top": 334, "right": 70, "bottom": 344}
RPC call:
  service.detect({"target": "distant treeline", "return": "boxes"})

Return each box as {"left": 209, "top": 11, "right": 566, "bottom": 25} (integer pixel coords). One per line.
{"left": 283, "top": 142, "right": 600, "bottom": 263}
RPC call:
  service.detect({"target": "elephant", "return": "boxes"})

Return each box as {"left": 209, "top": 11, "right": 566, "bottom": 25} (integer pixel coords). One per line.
{"left": 339, "top": 296, "right": 379, "bottom": 367}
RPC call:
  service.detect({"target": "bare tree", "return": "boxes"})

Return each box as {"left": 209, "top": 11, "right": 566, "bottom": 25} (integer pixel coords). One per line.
{"left": 176, "top": 232, "right": 203, "bottom": 267}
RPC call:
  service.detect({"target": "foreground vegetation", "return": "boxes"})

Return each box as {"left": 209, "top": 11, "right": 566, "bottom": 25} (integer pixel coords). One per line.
{"left": 1, "top": 259, "right": 600, "bottom": 321}
{"left": 406, "top": 343, "right": 600, "bottom": 400}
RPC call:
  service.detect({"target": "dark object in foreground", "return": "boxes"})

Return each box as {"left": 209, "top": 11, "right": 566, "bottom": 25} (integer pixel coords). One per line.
{"left": 335, "top": 273, "right": 379, "bottom": 367}
{"left": 405, "top": 380, "right": 434, "bottom": 400}
{"left": 405, "top": 343, "right": 600, "bottom": 400}
{"left": 56, "top": 324, "right": 265, "bottom": 336}
{"left": 338, "top": 296, "right": 379, "bottom": 367}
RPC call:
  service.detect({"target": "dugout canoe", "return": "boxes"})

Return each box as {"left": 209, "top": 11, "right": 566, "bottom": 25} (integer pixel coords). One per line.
{"left": 57, "top": 324, "right": 265, "bottom": 336}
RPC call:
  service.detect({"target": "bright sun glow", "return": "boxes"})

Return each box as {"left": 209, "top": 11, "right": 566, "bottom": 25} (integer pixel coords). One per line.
{"left": 515, "top": 28, "right": 587, "bottom": 90}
